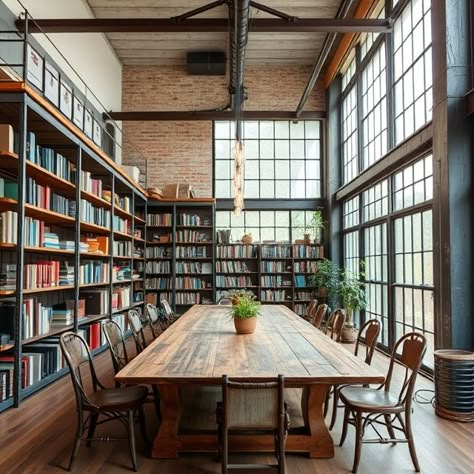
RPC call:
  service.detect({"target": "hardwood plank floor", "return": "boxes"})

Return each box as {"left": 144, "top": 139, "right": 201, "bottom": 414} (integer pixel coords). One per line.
{"left": 0, "top": 332, "right": 472, "bottom": 474}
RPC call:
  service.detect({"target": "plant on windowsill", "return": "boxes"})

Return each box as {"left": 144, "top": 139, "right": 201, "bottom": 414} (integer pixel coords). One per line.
{"left": 307, "top": 210, "right": 325, "bottom": 245}
{"left": 230, "top": 295, "right": 261, "bottom": 334}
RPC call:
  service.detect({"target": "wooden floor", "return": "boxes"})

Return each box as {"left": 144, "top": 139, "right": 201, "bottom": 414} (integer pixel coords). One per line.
{"left": 0, "top": 331, "right": 472, "bottom": 474}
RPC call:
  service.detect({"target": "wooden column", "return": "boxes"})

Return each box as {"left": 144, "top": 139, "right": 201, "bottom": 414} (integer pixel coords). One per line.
{"left": 326, "top": 77, "right": 343, "bottom": 266}
{"left": 432, "top": 0, "right": 474, "bottom": 350}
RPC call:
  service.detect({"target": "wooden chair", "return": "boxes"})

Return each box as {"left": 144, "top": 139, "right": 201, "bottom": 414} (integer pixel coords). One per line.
{"left": 60, "top": 332, "right": 149, "bottom": 472}
{"left": 145, "top": 303, "right": 163, "bottom": 339}
{"left": 329, "top": 318, "right": 381, "bottom": 430}
{"left": 161, "top": 298, "right": 178, "bottom": 325}
{"left": 128, "top": 309, "right": 148, "bottom": 353}
{"left": 312, "top": 303, "right": 328, "bottom": 330}
{"left": 218, "top": 297, "right": 232, "bottom": 305}
{"left": 216, "top": 374, "right": 290, "bottom": 473}
{"left": 324, "top": 309, "right": 346, "bottom": 342}
{"left": 305, "top": 299, "right": 318, "bottom": 322}
{"left": 339, "top": 332, "right": 427, "bottom": 473}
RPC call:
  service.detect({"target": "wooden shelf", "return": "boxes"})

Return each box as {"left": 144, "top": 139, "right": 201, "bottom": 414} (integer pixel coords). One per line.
{"left": 145, "top": 241, "right": 171, "bottom": 245}
{"left": 113, "top": 255, "right": 132, "bottom": 260}
{"left": 114, "top": 206, "right": 133, "bottom": 220}
{"left": 80, "top": 221, "right": 110, "bottom": 235}
{"left": 176, "top": 225, "right": 213, "bottom": 229}
{"left": 134, "top": 216, "right": 146, "bottom": 225}
{"left": 261, "top": 272, "right": 292, "bottom": 274}
{"left": 0, "top": 152, "right": 76, "bottom": 197}
{"left": 0, "top": 199, "right": 73, "bottom": 227}
{"left": 22, "top": 324, "right": 74, "bottom": 345}
{"left": 175, "top": 257, "right": 211, "bottom": 261}
{"left": 216, "top": 272, "right": 258, "bottom": 275}
{"left": 78, "top": 314, "right": 109, "bottom": 325}
{"left": 0, "top": 243, "right": 16, "bottom": 249}
{"left": 134, "top": 236, "right": 145, "bottom": 243}
{"left": 112, "top": 301, "right": 144, "bottom": 314}
{"left": 175, "top": 288, "right": 213, "bottom": 292}
{"left": 216, "top": 286, "right": 258, "bottom": 289}
{"left": 175, "top": 241, "right": 213, "bottom": 245}
{"left": 26, "top": 246, "right": 74, "bottom": 256}
{"left": 80, "top": 252, "right": 111, "bottom": 259}
{"left": 175, "top": 272, "right": 212, "bottom": 276}
{"left": 216, "top": 257, "right": 257, "bottom": 260}
{"left": 80, "top": 190, "right": 112, "bottom": 209}
{"left": 0, "top": 343, "right": 14, "bottom": 352}
{"left": 146, "top": 225, "right": 172, "bottom": 229}
{"left": 80, "top": 282, "right": 109, "bottom": 288}
{"left": 23, "top": 285, "right": 75, "bottom": 295}
{"left": 114, "top": 230, "right": 133, "bottom": 240}
{"left": 145, "top": 257, "right": 172, "bottom": 260}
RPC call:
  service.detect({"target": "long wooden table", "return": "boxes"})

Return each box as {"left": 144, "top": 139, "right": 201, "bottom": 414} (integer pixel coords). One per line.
{"left": 116, "top": 304, "right": 385, "bottom": 459}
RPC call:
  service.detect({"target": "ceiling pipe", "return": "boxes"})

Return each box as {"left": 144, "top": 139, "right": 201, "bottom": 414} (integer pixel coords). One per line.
{"left": 295, "top": 0, "right": 357, "bottom": 117}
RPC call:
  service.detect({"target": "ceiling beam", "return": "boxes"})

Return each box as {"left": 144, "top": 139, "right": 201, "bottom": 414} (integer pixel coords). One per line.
{"left": 16, "top": 18, "right": 392, "bottom": 34}
{"left": 104, "top": 110, "right": 326, "bottom": 121}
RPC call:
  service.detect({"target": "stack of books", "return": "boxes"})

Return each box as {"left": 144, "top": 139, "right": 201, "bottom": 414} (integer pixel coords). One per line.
{"left": 59, "top": 241, "right": 75, "bottom": 251}
{"left": 59, "top": 262, "right": 74, "bottom": 286}
{"left": 50, "top": 308, "right": 73, "bottom": 327}
{"left": 43, "top": 232, "right": 60, "bottom": 250}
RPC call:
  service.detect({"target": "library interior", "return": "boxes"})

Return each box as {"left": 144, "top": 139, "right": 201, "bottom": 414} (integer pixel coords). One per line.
{"left": 0, "top": 0, "right": 473, "bottom": 473}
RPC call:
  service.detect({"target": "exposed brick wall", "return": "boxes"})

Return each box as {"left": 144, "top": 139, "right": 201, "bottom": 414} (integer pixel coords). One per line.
{"left": 122, "top": 65, "right": 325, "bottom": 196}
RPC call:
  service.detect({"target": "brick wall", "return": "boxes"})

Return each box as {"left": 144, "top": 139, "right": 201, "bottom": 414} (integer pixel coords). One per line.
{"left": 122, "top": 65, "right": 326, "bottom": 196}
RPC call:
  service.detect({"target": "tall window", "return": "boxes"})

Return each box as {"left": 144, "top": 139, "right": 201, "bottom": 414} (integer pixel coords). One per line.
{"left": 342, "top": 86, "right": 358, "bottom": 184}
{"left": 393, "top": 0, "right": 432, "bottom": 143}
{"left": 214, "top": 121, "right": 321, "bottom": 199}
{"left": 342, "top": 153, "right": 434, "bottom": 367}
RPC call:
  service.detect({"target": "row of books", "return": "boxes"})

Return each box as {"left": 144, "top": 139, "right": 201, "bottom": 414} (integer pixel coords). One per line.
{"left": 81, "top": 170, "right": 103, "bottom": 197}
{"left": 176, "top": 246, "right": 208, "bottom": 258}
{"left": 216, "top": 276, "right": 254, "bottom": 288}
{"left": 146, "top": 261, "right": 171, "bottom": 274}
{"left": 113, "top": 264, "right": 131, "bottom": 281}
{"left": 216, "top": 245, "right": 257, "bottom": 258}
{"left": 80, "top": 199, "right": 111, "bottom": 228}
{"left": 175, "top": 262, "right": 212, "bottom": 274}
{"left": 216, "top": 229, "right": 232, "bottom": 244}
{"left": 113, "top": 215, "right": 131, "bottom": 235}
{"left": 114, "top": 240, "right": 131, "bottom": 257}
{"left": 294, "top": 275, "right": 312, "bottom": 288}
{"left": 146, "top": 277, "right": 172, "bottom": 289}
{"left": 175, "top": 277, "right": 208, "bottom": 289}
{"left": 146, "top": 292, "right": 172, "bottom": 305}
{"left": 147, "top": 213, "right": 172, "bottom": 226}
{"left": 80, "top": 261, "right": 110, "bottom": 285}
{"left": 216, "top": 260, "right": 252, "bottom": 273}
{"left": 27, "top": 132, "right": 73, "bottom": 182}
{"left": 260, "top": 276, "right": 291, "bottom": 287}
{"left": 175, "top": 292, "right": 201, "bottom": 304}
{"left": 146, "top": 246, "right": 172, "bottom": 258}
{"left": 114, "top": 286, "right": 131, "bottom": 310}
{"left": 177, "top": 213, "right": 211, "bottom": 226}
{"left": 294, "top": 245, "right": 324, "bottom": 258}
{"left": 117, "top": 196, "right": 131, "bottom": 213}
{"left": 294, "top": 261, "right": 318, "bottom": 273}
{"left": 295, "top": 290, "right": 317, "bottom": 301}
{"left": 175, "top": 230, "right": 210, "bottom": 243}
{"left": 261, "top": 245, "right": 292, "bottom": 258}
{"left": 260, "top": 290, "right": 290, "bottom": 302}
{"left": 0, "top": 211, "right": 17, "bottom": 244}
{"left": 26, "top": 178, "right": 74, "bottom": 217}
{"left": 260, "top": 261, "right": 290, "bottom": 272}
{"left": 24, "top": 261, "right": 61, "bottom": 289}
{"left": 0, "top": 178, "right": 18, "bottom": 200}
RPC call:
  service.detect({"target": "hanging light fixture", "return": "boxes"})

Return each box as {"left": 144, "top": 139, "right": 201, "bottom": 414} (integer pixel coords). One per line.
{"left": 233, "top": 138, "right": 244, "bottom": 216}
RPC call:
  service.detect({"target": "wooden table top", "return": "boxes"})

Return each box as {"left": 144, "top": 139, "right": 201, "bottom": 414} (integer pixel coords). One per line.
{"left": 115, "top": 304, "right": 385, "bottom": 385}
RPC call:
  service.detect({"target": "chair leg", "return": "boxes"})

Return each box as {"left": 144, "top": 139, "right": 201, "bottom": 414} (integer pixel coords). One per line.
{"left": 152, "top": 384, "right": 161, "bottom": 420}
{"left": 404, "top": 412, "right": 421, "bottom": 472}
{"left": 86, "top": 412, "right": 99, "bottom": 447}
{"left": 68, "top": 410, "right": 84, "bottom": 471}
{"left": 138, "top": 404, "right": 150, "bottom": 448}
{"left": 351, "top": 411, "right": 363, "bottom": 474}
{"left": 127, "top": 410, "right": 138, "bottom": 472}
{"left": 383, "top": 414, "right": 397, "bottom": 445}
{"left": 329, "top": 385, "right": 339, "bottom": 430}
{"left": 339, "top": 405, "right": 350, "bottom": 447}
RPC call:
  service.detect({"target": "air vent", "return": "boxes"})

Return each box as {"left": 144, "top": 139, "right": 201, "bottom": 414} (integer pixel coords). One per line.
{"left": 187, "top": 51, "right": 226, "bottom": 75}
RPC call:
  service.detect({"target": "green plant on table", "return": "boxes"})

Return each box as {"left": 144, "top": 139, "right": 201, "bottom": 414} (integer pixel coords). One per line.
{"left": 230, "top": 296, "right": 261, "bottom": 319}
{"left": 225, "top": 289, "right": 256, "bottom": 305}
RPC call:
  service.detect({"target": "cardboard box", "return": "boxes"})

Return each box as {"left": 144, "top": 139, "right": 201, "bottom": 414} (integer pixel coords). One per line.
{"left": 121, "top": 165, "right": 140, "bottom": 183}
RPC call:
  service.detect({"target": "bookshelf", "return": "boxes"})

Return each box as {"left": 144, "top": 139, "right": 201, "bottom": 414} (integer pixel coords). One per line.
{"left": 215, "top": 242, "right": 324, "bottom": 315}
{"left": 0, "top": 81, "right": 147, "bottom": 412}
{"left": 146, "top": 200, "right": 215, "bottom": 313}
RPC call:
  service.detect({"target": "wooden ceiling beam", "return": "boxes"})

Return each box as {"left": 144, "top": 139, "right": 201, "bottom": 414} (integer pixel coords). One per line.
{"left": 105, "top": 110, "right": 326, "bottom": 121}
{"left": 17, "top": 18, "right": 391, "bottom": 34}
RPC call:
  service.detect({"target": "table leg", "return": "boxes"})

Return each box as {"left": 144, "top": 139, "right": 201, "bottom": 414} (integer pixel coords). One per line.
{"left": 300, "top": 383, "right": 334, "bottom": 458}
{"left": 152, "top": 384, "right": 180, "bottom": 459}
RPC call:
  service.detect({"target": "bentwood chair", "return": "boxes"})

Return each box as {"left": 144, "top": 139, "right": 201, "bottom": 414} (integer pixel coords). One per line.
{"left": 312, "top": 303, "right": 328, "bottom": 330}
{"left": 329, "top": 319, "right": 381, "bottom": 430}
{"left": 145, "top": 303, "right": 163, "bottom": 339}
{"left": 161, "top": 298, "right": 178, "bottom": 325}
{"left": 324, "top": 309, "right": 346, "bottom": 342}
{"left": 216, "top": 375, "right": 290, "bottom": 473}
{"left": 128, "top": 309, "right": 148, "bottom": 353}
{"left": 305, "top": 299, "right": 318, "bottom": 322}
{"left": 102, "top": 320, "right": 161, "bottom": 418}
{"left": 339, "top": 332, "right": 427, "bottom": 473}
{"left": 60, "top": 332, "right": 149, "bottom": 472}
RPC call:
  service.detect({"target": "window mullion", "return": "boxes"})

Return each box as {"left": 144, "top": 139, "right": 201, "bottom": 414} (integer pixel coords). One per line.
{"left": 355, "top": 45, "right": 364, "bottom": 177}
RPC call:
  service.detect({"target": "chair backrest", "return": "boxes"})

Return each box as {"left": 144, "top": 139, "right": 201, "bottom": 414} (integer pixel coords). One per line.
{"left": 355, "top": 318, "right": 381, "bottom": 365}
{"left": 384, "top": 332, "right": 427, "bottom": 406}
{"left": 222, "top": 375, "right": 285, "bottom": 430}
{"left": 161, "top": 298, "right": 175, "bottom": 321}
{"left": 312, "top": 304, "right": 328, "bottom": 329}
{"left": 60, "top": 332, "right": 102, "bottom": 409}
{"left": 128, "top": 309, "right": 147, "bottom": 353}
{"left": 145, "top": 303, "right": 161, "bottom": 338}
{"left": 218, "top": 298, "right": 232, "bottom": 305}
{"left": 102, "top": 319, "right": 130, "bottom": 374}
{"left": 324, "top": 309, "right": 346, "bottom": 342}
{"left": 306, "top": 299, "right": 318, "bottom": 320}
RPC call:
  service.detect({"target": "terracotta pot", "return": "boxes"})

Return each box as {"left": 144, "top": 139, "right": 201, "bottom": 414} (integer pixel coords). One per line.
{"left": 234, "top": 317, "right": 257, "bottom": 334}
{"left": 341, "top": 326, "right": 358, "bottom": 343}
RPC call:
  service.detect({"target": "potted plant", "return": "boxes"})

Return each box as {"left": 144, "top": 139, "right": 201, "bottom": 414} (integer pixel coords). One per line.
{"left": 338, "top": 268, "right": 367, "bottom": 343}
{"left": 308, "top": 210, "right": 325, "bottom": 245}
{"left": 230, "top": 295, "right": 261, "bottom": 334}
{"left": 225, "top": 289, "right": 256, "bottom": 306}
{"left": 310, "top": 259, "right": 340, "bottom": 302}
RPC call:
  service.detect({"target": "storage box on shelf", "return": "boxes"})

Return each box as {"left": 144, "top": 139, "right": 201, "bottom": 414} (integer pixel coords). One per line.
{"left": 0, "top": 80, "right": 148, "bottom": 411}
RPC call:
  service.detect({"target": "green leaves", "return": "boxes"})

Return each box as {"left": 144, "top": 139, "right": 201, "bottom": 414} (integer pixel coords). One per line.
{"left": 231, "top": 296, "right": 261, "bottom": 319}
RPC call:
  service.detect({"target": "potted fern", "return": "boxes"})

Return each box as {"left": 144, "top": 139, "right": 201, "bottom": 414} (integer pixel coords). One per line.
{"left": 230, "top": 295, "right": 261, "bottom": 334}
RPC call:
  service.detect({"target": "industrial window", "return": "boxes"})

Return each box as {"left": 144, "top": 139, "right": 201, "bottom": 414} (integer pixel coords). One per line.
{"left": 214, "top": 120, "right": 321, "bottom": 200}
{"left": 393, "top": 0, "right": 432, "bottom": 144}
{"left": 342, "top": 86, "right": 358, "bottom": 184}
{"left": 361, "top": 42, "right": 388, "bottom": 169}
{"left": 343, "top": 195, "right": 360, "bottom": 229}
{"left": 362, "top": 178, "right": 389, "bottom": 222}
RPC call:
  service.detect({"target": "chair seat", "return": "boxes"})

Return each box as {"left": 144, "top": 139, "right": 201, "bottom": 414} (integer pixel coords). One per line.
{"left": 339, "top": 386, "right": 401, "bottom": 412}
{"left": 86, "top": 385, "right": 148, "bottom": 411}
